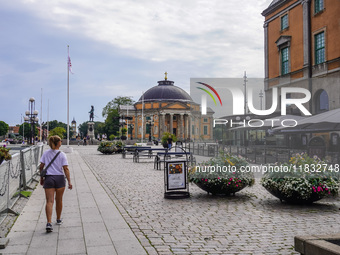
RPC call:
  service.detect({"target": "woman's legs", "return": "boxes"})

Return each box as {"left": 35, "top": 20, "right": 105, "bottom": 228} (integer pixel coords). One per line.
{"left": 45, "top": 188, "right": 55, "bottom": 223}
{"left": 55, "top": 187, "right": 65, "bottom": 220}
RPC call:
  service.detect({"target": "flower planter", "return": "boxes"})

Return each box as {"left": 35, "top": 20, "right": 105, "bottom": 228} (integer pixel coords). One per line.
{"left": 261, "top": 153, "right": 339, "bottom": 204}
{"left": 194, "top": 179, "right": 247, "bottom": 195}
{"left": 189, "top": 152, "right": 254, "bottom": 196}
{"left": 262, "top": 183, "right": 325, "bottom": 204}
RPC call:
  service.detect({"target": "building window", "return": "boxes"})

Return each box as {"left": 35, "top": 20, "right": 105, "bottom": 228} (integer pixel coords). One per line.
{"left": 281, "top": 14, "right": 288, "bottom": 30}
{"left": 281, "top": 47, "right": 289, "bottom": 75}
{"left": 315, "top": 0, "right": 324, "bottom": 14}
{"left": 203, "top": 118, "right": 208, "bottom": 123}
{"left": 203, "top": 126, "right": 208, "bottom": 135}
{"left": 315, "top": 89, "right": 329, "bottom": 113}
{"left": 315, "top": 32, "right": 325, "bottom": 65}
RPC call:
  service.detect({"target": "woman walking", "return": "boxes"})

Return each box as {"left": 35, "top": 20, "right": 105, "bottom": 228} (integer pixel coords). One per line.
{"left": 39, "top": 135, "right": 72, "bottom": 232}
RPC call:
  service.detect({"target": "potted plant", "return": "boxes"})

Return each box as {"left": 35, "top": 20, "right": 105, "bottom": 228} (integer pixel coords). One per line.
{"left": 189, "top": 152, "right": 255, "bottom": 195}
{"left": 161, "top": 132, "right": 177, "bottom": 148}
{"left": 97, "top": 141, "right": 116, "bottom": 154}
{"left": 114, "top": 140, "right": 125, "bottom": 153}
{"left": 121, "top": 127, "right": 127, "bottom": 140}
{"left": 0, "top": 145, "right": 12, "bottom": 165}
{"left": 261, "top": 153, "right": 339, "bottom": 204}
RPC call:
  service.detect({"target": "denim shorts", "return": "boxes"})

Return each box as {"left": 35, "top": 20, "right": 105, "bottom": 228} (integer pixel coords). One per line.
{"left": 43, "top": 175, "right": 66, "bottom": 189}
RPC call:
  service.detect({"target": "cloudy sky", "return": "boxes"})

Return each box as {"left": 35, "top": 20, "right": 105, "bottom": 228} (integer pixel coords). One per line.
{"left": 0, "top": 0, "right": 273, "bottom": 127}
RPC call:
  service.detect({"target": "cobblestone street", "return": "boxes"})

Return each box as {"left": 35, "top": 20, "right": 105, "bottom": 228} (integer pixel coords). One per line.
{"left": 78, "top": 146, "right": 340, "bottom": 255}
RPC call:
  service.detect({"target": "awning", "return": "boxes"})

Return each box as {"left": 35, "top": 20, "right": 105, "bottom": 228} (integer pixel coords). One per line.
{"left": 273, "top": 108, "right": 340, "bottom": 133}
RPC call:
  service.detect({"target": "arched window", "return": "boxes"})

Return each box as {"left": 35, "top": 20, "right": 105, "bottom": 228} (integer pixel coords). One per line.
{"left": 315, "top": 89, "right": 329, "bottom": 113}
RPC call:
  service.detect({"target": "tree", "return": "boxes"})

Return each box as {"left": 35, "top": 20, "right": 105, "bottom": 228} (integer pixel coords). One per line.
{"left": 19, "top": 123, "right": 38, "bottom": 138}
{"left": 43, "top": 120, "right": 73, "bottom": 138}
{"left": 0, "top": 121, "right": 9, "bottom": 136}
{"left": 78, "top": 122, "right": 88, "bottom": 138}
{"left": 102, "top": 96, "right": 134, "bottom": 118}
{"left": 102, "top": 96, "right": 134, "bottom": 139}
{"left": 78, "top": 121, "right": 104, "bottom": 138}
{"left": 49, "top": 127, "right": 66, "bottom": 139}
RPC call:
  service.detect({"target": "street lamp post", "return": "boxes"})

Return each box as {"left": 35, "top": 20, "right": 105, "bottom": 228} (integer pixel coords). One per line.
{"left": 24, "top": 97, "right": 39, "bottom": 145}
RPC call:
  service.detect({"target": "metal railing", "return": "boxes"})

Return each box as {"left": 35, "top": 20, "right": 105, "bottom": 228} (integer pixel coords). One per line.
{"left": 0, "top": 145, "right": 44, "bottom": 222}
{"left": 185, "top": 142, "right": 340, "bottom": 164}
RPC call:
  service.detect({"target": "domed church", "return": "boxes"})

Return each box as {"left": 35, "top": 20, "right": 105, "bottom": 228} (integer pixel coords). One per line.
{"left": 119, "top": 73, "right": 214, "bottom": 141}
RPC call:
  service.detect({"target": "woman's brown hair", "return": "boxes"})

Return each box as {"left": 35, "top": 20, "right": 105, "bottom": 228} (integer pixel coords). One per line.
{"left": 48, "top": 135, "right": 61, "bottom": 150}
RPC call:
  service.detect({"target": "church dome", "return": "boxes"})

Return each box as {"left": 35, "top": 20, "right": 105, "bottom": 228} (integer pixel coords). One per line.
{"left": 138, "top": 79, "right": 193, "bottom": 103}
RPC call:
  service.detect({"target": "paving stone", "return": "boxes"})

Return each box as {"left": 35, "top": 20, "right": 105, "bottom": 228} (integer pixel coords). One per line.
{"left": 79, "top": 146, "right": 340, "bottom": 255}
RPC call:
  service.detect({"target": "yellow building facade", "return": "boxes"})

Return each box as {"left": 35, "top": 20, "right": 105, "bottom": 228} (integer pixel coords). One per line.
{"left": 119, "top": 76, "right": 214, "bottom": 141}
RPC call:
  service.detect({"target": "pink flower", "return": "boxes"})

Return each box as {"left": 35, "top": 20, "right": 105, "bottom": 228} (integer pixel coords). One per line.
{"left": 230, "top": 178, "right": 233, "bottom": 181}
{"left": 218, "top": 177, "right": 220, "bottom": 180}
{"left": 325, "top": 188, "right": 328, "bottom": 191}
{"left": 205, "top": 179, "right": 208, "bottom": 182}
{"left": 236, "top": 185, "right": 238, "bottom": 187}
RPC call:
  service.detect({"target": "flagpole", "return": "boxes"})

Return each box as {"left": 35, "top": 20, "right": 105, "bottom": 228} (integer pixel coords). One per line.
{"left": 67, "top": 45, "right": 70, "bottom": 146}
{"left": 65, "top": 45, "right": 73, "bottom": 153}
{"left": 40, "top": 88, "right": 43, "bottom": 143}
{"left": 141, "top": 91, "right": 144, "bottom": 144}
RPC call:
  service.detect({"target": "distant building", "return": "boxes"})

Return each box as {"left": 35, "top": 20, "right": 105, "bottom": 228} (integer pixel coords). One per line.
{"left": 71, "top": 118, "right": 77, "bottom": 139}
{"left": 262, "top": 0, "right": 340, "bottom": 114}
{"left": 8, "top": 126, "right": 20, "bottom": 135}
{"left": 119, "top": 74, "right": 214, "bottom": 141}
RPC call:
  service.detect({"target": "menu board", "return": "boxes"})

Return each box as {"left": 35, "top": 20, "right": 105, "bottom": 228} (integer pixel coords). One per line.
{"left": 167, "top": 161, "right": 186, "bottom": 190}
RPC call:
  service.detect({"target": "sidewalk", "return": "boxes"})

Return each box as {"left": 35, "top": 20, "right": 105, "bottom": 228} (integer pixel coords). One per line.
{"left": 1, "top": 149, "right": 147, "bottom": 255}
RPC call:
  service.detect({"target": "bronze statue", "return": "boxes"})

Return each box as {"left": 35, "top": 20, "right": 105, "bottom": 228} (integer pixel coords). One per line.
{"left": 89, "top": 105, "right": 94, "bottom": 122}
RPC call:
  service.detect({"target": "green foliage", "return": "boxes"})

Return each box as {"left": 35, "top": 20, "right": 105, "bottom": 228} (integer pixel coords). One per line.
{"left": 161, "top": 132, "right": 177, "bottom": 147}
{"left": 121, "top": 127, "right": 127, "bottom": 135}
{"left": 261, "top": 153, "right": 340, "bottom": 202}
{"left": 102, "top": 96, "right": 134, "bottom": 139}
{"left": 19, "top": 123, "right": 38, "bottom": 138}
{"left": 0, "top": 145, "right": 12, "bottom": 162}
{"left": 102, "top": 96, "right": 134, "bottom": 118}
{"left": 42, "top": 120, "right": 73, "bottom": 138}
{"left": 49, "top": 127, "right": 66, "bottom": 139}
{"left": 109, "top": 134, "right": 115, "bottom": 141}
{"left": 188, "top": 152, "right": 254, "bottom": 195}
{"left": 0, "top": 121, "right": 9, "bottom": 136}
{"left": 97, "top": 140, "right": 125, "bottom": 154}
{"left": 78, "top": 121, "right": 104, "bottom": 138}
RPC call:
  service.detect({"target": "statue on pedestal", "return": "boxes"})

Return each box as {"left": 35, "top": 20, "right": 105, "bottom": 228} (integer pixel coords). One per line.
{"left": 89, "top": 105, "right": 94, "bottom": 122}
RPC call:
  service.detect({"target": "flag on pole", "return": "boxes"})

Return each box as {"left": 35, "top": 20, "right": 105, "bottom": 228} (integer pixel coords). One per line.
{"left": 68, "top": 55, "right": 74, "bottom": 74}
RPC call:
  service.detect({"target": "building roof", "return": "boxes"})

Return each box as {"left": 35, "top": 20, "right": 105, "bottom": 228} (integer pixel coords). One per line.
{"left": 262, "top": 0, "right": 290, "bottom": 16}
{"left": 138, "top": 80, "right": 193, "bottom": 103}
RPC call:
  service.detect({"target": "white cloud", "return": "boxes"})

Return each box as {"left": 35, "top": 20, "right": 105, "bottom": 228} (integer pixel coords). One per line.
{"left": 15, "top": 0, "right": 272, "bottom": 76}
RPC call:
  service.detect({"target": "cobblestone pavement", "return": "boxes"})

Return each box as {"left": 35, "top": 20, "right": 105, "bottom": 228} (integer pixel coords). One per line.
{"left": 77, "top": 146, "right": 340, "bottom": 255}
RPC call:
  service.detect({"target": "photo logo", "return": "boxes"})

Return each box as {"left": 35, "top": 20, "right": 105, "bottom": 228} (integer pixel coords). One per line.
{"left": 196, "top": 81, "right": 311, "bottom": 117}
{"left": 196, "top": 82, "right": 223, "bottom": 115}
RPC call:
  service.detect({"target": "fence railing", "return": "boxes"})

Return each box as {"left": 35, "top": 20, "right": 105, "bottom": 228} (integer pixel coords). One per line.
{"left": 0, "top": 145, "right": 44, "bottom": 222}
{"left": 185, "top": 142, "right": 340, "bottom": 164}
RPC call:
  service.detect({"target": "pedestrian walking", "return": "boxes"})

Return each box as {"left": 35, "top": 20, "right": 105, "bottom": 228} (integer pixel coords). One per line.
{"left": 39, "top": 135, "right": 72, "bottom": 233}
{"left": 167, "top": 135, "right": 173, "bottom": 150}
{"left": 83, "top": 136, "right": 87, "bottom": 146}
